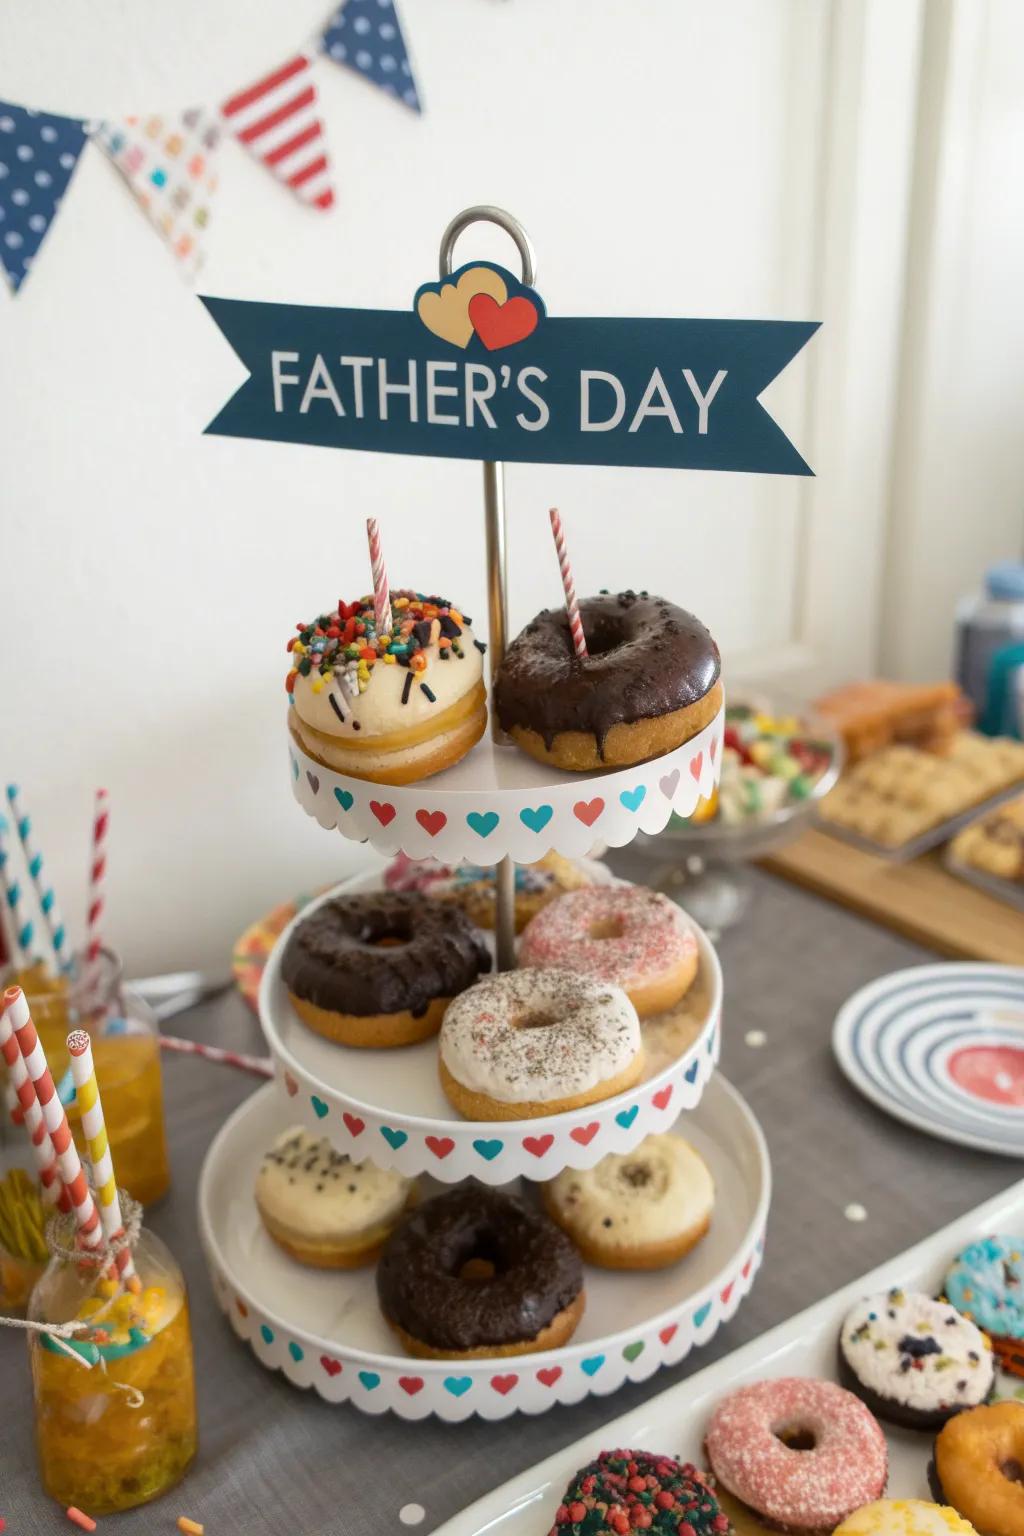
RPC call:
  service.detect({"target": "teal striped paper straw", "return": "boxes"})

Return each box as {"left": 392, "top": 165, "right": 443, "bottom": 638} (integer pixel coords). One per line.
{"left": 5, "top": 785, "right": 71, "bottom": 974}
{"left": 0, "top": 812, "right": 37, "bottom": 962}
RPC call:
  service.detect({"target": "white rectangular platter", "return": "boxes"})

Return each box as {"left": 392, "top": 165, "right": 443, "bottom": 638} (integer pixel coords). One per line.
{"left": 436, "top": 1177, "right": 1024, "bottom": 1534}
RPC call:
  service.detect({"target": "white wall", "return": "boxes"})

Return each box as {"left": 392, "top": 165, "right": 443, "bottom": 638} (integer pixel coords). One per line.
{"left": 0, "top": 0, "right": 863, "bottom": 970}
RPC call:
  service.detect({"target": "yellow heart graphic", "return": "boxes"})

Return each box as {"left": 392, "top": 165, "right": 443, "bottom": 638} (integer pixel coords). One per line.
{"left": 417, "top": 266, "right": 508, "bottom": 349}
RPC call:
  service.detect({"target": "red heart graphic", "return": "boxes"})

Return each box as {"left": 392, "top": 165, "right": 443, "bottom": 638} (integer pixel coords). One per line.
{"left": 523, "top": 1133, "right": 554, "bottom": 1158}
{"left": 490, "top": 1373, "right": 519, "bottom": 1395}
{"left": 468, "top": 292, "right": 539, "bottom": 351}
{"left": 370, "top": 800, "right": 396, "bottom": 826}
{"left": 742, "top": 1257, "right": 752, "bottom": 1280}
{"left": 652, "top": 1085, "right": 673, "bottom": 1111}
{"left": 399, "top": 1376, "right": 424, "bottom": 1395}
{"left": 236, "top": 1299, "right": 248, "bottom": 1318}
{"left": 573, "top": 798, "right": 605, "bottom": 827}
{"left": 689, "top": 752, "right": 704, "bottom": 783}
{"left": 342, "top": 1112, "right": 365, "bottom": 1137}
{"left": 570, "top": 1122, "right": 600, "bottom": 1146}
{"left": 425, "top": 1135, "right": 455, "bottom": 1160}
{"left": 536, "top": 1366, "right": 562, "bottom": 1387}
{"left": 320, "top": 1355, "right": 343, "bottom": 1377}
{"left": 284, "top": 1071, "right": 298, "bottom": 1098}
{"left": 415, "top": 808, "right": 447, "bottom": 837}
{"left": 720, "top": 1282, "right": 734, "bottom": 1304}
{"left": 710, "top": 736, "right": 718, "bottom": 762}
{"left": 659, "top": 1324, "right": 678, "bottom": 1346}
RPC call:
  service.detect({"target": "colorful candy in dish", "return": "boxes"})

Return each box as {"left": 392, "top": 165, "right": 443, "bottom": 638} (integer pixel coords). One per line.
{"left": 286, "top": 592, "right": 488, "bottom": 784}
{"left": 713, "top": 705, "right": 833, "bottom": 825}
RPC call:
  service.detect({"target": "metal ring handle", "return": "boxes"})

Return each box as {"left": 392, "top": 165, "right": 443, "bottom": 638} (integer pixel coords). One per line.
{"left": 438, "top": 205, "right": 536, "bottom": 287}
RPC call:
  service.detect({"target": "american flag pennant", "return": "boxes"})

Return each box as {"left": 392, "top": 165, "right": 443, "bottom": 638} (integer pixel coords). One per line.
{"left": 322, "top": 0, "right": 421, "bottom": 114}
{"left": 91, "top": 108, "right": 221, "bottom": 280}
{"left": 0, "top": 101, "right": 88, "bottom": 294}
{"left": 221, "top": 53, "right": 334, "bottom": 210}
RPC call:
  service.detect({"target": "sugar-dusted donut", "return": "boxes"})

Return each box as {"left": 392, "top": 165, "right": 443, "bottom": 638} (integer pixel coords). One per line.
{"left": 542, "top": 1133, "right": 714, "bottom": 1270}
{"left": 704, "top": 1378, "right": 888, "bottom": 1535}
{"left": 377, "top": 1187, "right": 584, "bottom": 1359}
{"left": 286, "top": 591, "right": 487, "bottom": 785}
{"left": 281, "top": 892, "right": 490, "bottom": 1048}
{"left": 548, "top": 1450, "right": 729, "bottom": 1535}
{"left": 932, "top": 1401, "right": 1024, "bottom": 1535}
{"left": 518, "top": 886, "right": 698, "bottom": 1017}
{"left": 945, "top": 1235, "right": 1024, "bottom": 1376}
{"left": 438, "top": 968, "right": 643, "bottom": 1121}
{"left": 835, "top": 1501, "right": 978, "bottom": 1534}
{"left": 839, "top": 1288, "right": 994, "bottom": 1429}
{"left": 493, "top": 590, "right": 722, "bottom": 772}
{"left": 255, "top": 1127, "right": 416, "bottom": 1268}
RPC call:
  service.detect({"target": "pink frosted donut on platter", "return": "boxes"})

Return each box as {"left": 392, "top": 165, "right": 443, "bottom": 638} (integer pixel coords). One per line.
{"left": 517, "top": 886, "right": 699, "bottom": 1018}
{"left": 704, "top": 1378, "right": 889, "bottom": 1535}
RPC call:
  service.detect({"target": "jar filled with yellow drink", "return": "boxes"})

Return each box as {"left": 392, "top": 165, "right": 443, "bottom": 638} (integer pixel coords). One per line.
{"left": 12, "top": 953, "right": 171, "bottom": 1206}
{"left": 29, "top": 1224, "right": 197, "bottom": 1513}
{"left": 0, "top": 1167, "right": 48, "bottom": 1313}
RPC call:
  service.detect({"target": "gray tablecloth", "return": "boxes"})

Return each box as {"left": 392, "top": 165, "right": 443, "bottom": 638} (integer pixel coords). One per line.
{"left": 2, "top": 864, "right": 1021, "bottom": 1535}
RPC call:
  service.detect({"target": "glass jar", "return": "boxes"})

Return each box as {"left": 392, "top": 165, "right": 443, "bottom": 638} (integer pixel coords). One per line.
{"left": 28, "top": 1226, "right": 197, "bottom": 1514}
{"left": 10, "top": 950, "right": 171, "bottom": 1206}
{"left": 0, "top": 1164, "right": 48, "bottom": 1315}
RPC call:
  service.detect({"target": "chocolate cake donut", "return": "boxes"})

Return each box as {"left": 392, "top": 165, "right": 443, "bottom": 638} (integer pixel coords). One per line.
{"left": 377, "top": 1186, "right": 585, "bottom": 1359}
{"left": 281, "top": 891, "right": 490, "bottom": 1048}
{"left": 493, "top": 591, "right": 722, "bottom": 771}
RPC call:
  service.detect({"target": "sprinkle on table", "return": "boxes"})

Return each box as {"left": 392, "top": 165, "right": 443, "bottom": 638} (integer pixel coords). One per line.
{"left": 66, "top": 1508, "right": 97, "bottom": 1532}
{"left": 177, "top": 1518, "right": 205, "bottom": 1535}
{"left": 285, "top": 592, "right": 470, "bottom": 698}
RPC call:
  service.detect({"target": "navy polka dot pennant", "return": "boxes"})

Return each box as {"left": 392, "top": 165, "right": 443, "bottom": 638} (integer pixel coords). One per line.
{"left": 322, "top": 0, "right": 421, "bottom": 113}
{"left": 0, "top": 102, "right": 88, "bottom": 294}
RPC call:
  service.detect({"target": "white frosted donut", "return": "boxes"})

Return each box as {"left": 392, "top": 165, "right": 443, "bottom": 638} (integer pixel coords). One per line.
{"left": 518, "top": 886, "right": 699, "bottom": 1017}
{"left": 439, "top": 968, "right": 643, "bottom": 1120}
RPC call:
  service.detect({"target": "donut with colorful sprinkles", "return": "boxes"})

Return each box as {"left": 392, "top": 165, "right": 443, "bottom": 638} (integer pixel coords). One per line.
{"left": 547, "top": 1450, "right": 729, "bottom": 1536}
{"left": 704, "top": 1378, "right": 888, "bottom": 1535}
{"left": 286, "top": 591, "right": 487, "bottom": 784}
{"left": 945, "top": 1235, "right": 1024, "bottom": 1376}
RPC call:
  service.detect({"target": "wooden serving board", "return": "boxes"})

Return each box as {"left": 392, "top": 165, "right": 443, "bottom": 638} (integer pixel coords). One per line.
{"left": 761, "top": 828, "right": 1024, "bottom": 963}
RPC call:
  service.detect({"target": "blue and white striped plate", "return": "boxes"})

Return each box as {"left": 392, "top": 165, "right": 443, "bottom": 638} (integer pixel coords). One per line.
{"left": 833, "top": 964, "right": 1024, "bottom": 1157}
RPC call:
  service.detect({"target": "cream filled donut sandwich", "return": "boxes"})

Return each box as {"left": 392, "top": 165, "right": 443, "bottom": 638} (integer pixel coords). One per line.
{"left": 286, "top": 591, "right": 487, "bottom": 785}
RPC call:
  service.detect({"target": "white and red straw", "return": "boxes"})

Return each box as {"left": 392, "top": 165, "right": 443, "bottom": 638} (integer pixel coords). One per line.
{"left": 366, "top": 517, "right": 393, "bottom": 638}
{"left": 0, "top": 990, "right": 68, "bottom": 1211}
{"left": 549, "top": 507, "right": 588, "bottom": 660}
{"left": 85, "top": 789, "right": 109, "bottom": 987}
{"left": 158, "top": 1033, "right": 273, "bottom": 1078}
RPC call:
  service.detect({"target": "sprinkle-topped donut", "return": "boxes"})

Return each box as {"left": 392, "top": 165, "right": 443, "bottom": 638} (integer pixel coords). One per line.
{"left": 439, "top": 968, "right": 643, "bottom": 1121}
{"left": 704, "top": 1378, "right": 888, "bottom": 1535}
{"left": 548, "top": 1450, "right": 729, "bottom": 1536}
{"left": 839, "top": 1289, "right": 994, "bottom": 1428}
{"left": 946, "top": 1235, "right": 1024, "bottom": 1374}
{"left": 835, "top": 1501, "right": 979, "bottom": 1535}
{"left": 518, "top": 887, "right": 699, "bottom": 1017}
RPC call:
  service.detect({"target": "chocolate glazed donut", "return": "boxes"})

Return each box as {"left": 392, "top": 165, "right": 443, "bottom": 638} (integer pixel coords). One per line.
{"left": 281, "top": 892, "right": 490, "bottom": 1049}
{"left": 494, "top": 591, "right": 722, "bottom": 772}
{"left": 377, "top": 1187, "right": 585, "bottom": 1359}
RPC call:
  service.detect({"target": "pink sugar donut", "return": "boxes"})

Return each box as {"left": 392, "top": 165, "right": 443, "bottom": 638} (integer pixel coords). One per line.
{"left": 704, "top": 1378, "right": 888, "bottom": 1534}
{"left": 517, "top": 886, "right": 698, "bottom": 1018}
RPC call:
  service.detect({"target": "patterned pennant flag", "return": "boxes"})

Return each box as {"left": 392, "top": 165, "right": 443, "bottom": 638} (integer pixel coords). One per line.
{"left": 322, "top": 0, "right": 421, "bottom": 113}
{"left": 92, "top": 109, "right": 221, "bottom": 279}
{"left": 221, "top": 53, "right": 334, "bottom": 210}
{"left": 0, "top": 102, "right": 88, "bottom": 294}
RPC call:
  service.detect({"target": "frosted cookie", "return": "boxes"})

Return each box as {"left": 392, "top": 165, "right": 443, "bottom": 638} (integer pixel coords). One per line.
{"left": 839, "top": 1289, "right": 994, "bottom": 1428}
{"left": 946, "top": 1235, "right": 1024, "bottom": 1376}
{"left": 255, "top": 1127, "right": 415, "bottom": 1268}
{"left": 835, "top": 1500, "right": 978, "bottom": 1534}
{"left": 542, "top": 1134, "right": 713, "bottom": 1269}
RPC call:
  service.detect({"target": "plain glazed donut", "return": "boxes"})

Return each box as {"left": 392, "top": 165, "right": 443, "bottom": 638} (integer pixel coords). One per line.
{"left": 376, "top": 1186, "right": 584, "bottom": 1359}
{"left": 281, "top": 892, "right": 490, "bottom": 1048}
{"left": 704, "top": 1378, "right": 889, "bottom": 1535}
{"left": 933, "top": 1401, "right": 1024, "bottom": 1536}
{"left": 518, "top": 887, "right": 699, "bottom": 1017}
{"left": 439, "top": 968, "right": 643, "bottom": 1121}
{"left": 494, "top": 590, "right": 722, "bottom": 772}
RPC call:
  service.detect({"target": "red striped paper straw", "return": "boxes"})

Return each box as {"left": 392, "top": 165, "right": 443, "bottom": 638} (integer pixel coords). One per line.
{"left": 5, "top": 986, "right": 105, "bottom": 1254}
{"left": 0, "top": 990, "right": 69, "bottom": 1210}
{"left": 85, "top": 789, "right": 109, "bottom": 988}
{"left": 67, "top": 1030, "right": 139, "bottom": 1290}
{"left": 158, "top": 1033, "right": 273, "bottom": 1077}
{"left": 549, "top": 507, "right": 588, "bottom": 659}
{"left": 366, "top": 517, "right": 393, "bottom": 637}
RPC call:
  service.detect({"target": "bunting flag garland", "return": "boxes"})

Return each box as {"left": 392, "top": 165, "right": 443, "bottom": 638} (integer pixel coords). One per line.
{"left": 321, "top": 0, "right": 421, "bottom": 113}
{"left": 0, "top": 103, "right": 88, "bottom": 293}
{"left": 221, "top": 53, "right": 335, "bottom": 210}
{"left": 92, "top": 109, "right": 221, "bottom": 279}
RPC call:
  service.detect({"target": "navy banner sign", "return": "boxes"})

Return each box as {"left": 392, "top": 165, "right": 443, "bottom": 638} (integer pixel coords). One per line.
{"left": 202, "top": 261, "right": 818, "bottom": 475}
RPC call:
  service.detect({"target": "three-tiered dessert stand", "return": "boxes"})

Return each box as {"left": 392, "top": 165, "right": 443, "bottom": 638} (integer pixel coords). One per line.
{"left": 198, "top": 208, "right": 772, "bottom": 1420}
